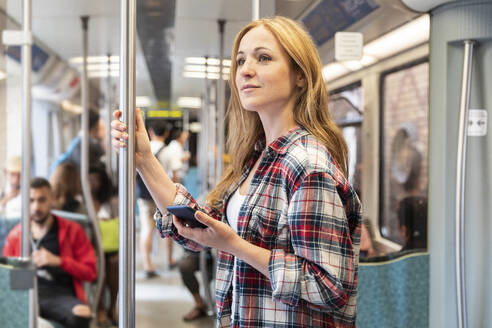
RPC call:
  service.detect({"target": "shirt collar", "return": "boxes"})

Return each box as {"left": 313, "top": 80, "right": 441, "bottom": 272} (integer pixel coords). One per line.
{"left": 254, "top": 125, "right": 308, "bottom": 155}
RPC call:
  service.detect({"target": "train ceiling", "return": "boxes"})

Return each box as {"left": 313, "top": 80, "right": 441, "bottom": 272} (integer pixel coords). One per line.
{"left": 1, "top": 0, "right": 418, "bottom": 109}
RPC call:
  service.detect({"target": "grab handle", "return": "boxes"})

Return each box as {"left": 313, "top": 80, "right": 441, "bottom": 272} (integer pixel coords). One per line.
{"left": 455, "top": 39, "right": 475, "bottom": 328}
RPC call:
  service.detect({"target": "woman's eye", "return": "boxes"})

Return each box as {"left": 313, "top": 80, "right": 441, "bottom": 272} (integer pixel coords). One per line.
{"left": 236, "top": 58, "right": 245, "bottom": 66}
{"left": 258, "top": 55, "right": 271, "bottom": 62}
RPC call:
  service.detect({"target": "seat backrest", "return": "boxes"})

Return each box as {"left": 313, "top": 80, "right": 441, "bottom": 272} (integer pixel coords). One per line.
{"left": 0, "top": 257, "right": 35, "bottom": 328}
{"left": 356, "top": 251, "right": 429, "bottom": 328}
{"left": 1, "top": 212, "right": 93, "bottom": 252}
{"left": 0, "top": 217, "right": 21, "bottom": 251}
{"left": 50, "top": 210, "right": 93, "bottom": 242}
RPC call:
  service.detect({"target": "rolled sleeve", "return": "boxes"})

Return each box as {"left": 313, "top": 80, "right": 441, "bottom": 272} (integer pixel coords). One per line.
{"left": 269, "top": 249, "right": 302, "bottom": 306}
{"left": 268, "top": 172, "right": 357, "bottom": 311}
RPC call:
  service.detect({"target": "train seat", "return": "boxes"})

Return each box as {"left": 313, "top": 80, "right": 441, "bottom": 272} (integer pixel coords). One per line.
{"left": 0, "top": 216, "right": 21, "bottom": 251}
{"left": 1, "top": 211, "right": 97, "bottom": 328}
{"left": 50, "top": 210, "right": 94, "bottom": 241}
{"left": 356, "top": 249, "right": 429, "bottom": 328}
{"left": 1, "top": 211, "right": 93, "bottom": 251}
{"left": 0, "top": 256, "right": 36, "bottom": 328}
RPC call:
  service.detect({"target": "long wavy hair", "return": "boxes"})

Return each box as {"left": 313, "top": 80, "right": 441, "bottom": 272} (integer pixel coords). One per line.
{"left": 49, "top": 162, "right": 82, "bottom": 211}
{"left": 207, "top": 16, "right": 348, "bottom": 208}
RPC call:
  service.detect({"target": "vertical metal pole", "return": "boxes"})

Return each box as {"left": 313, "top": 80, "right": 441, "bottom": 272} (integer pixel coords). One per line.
{"left": 183, "top": 109, "right": 190, "bottom": 155}
{"left": 455, "top": 39, "right": 475, "bottom": 328}
{"left": 80, "top": 16, "right": 105, "bottom": 316}
{"left": 183, "top": 108, "right": 189, "bottom": 132}
{"left": 51, "top": 111, "right": 62, "bottom": 160}
{"left": 119, "top": 0, "right": 137, "bottom": 326}
{"left": 20, "top": 0, "right": 32, "bottom": 261}
{"left": 209, "top": 81, "right": 217, "bottom": 185}
{"left": 204, "top": 57, "right": 215, "bottom": 189}
{"left": 20, "top": 1, "right": 36, "bottom": 327}
{"left": 199, "top": 79, "right": 209, "bottom": 194}
{"left": 216, "top": 20, "right": 226, "bottom": 182}
{"left": 252, "top": 0, "right": 260, "bottom": 20}
{"left": 105, "top": 54, "right": 113, "bottom": 183}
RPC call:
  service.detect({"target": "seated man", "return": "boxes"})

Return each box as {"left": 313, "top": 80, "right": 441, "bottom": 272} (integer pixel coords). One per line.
{"left": 3, "top": 177, "right": 96, "bottom": 328}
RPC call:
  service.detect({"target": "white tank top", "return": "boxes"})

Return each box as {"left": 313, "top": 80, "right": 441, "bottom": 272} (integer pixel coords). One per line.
{"left": 226, "top": 188, "right": 246, "bottom": 232}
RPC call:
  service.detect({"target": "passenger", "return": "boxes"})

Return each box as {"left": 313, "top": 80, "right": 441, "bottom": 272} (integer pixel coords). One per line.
{"left": 49, "top": 162, "right": 85, "bottom": 213}
{"left": 398, "top": 195, "right": 428, "bottom": 251}
{"left": 160, "top": 128, "right": 191, "bottom": 271}
{"left": 0, "top": 156, "right": 22, "bottom": 218}
{"left": 88, "top": 164, "right": 119, "bottom": 326}
{"left": 49, "top": 110, "right": 105, "bottom": 173}
{"left": 178, "top": 249, "right": 214, "bottom": 321}
{"left": 111, "top": 16, "right": 362, "bottom": 327}
{"left": 2, "top": 177, "right": 96, "bottom": 328}
{"left": 182, "top": 154, "right": 200, "bottom": 199}
{"left": 136, "top": 120, "right": 175, "bottom": 276}
{"left": 162, "top": 128, "right": 191, "bottom": 183}
{"left": 353, "top": 185, "right": 375, "bottom": 258}
{"left": 360, "top": 219, "right": 376, "bottom": 258}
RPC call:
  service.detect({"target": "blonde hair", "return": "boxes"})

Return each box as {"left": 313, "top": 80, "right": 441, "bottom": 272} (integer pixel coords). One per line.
{"left": 207, "top": 16, "right": 348, "bottom": 208}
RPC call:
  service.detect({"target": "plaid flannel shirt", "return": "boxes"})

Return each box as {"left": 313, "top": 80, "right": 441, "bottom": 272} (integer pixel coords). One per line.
{"left": 155, "top": 126, "right": 362, "bottom": 327}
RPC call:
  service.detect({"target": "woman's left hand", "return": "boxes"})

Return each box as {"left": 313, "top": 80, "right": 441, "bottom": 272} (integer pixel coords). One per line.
{"left": 173, "top": 211, "right": 239, "bottom": 252}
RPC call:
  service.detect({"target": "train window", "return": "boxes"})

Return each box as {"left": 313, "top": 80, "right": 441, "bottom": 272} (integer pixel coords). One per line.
{"left": 380, "top": 60, "right": 429, "bottom": 250}
{"left": 329, "top": 82, "right": 363, "bottom": 194}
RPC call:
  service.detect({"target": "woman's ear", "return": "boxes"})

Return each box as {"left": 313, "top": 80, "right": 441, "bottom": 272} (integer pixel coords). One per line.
{"left": 296, "top": 71, "right": 306, "bottom": 88}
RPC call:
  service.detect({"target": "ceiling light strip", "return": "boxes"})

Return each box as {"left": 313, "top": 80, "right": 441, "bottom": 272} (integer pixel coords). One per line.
{"left": 185, "top": 57, "right": 231, "bottom": 67}
{"left": 322, "top": 14, "right": 430, "bottom": 82}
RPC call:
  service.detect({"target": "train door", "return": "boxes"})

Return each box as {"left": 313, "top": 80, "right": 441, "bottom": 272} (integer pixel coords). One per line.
{"left": 427, "top": 2, "right": 492, "bottom": 327}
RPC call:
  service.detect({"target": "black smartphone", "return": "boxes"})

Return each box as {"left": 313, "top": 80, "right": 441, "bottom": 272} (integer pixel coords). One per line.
{"left": 166, "top": 205, "right": 208, "bottom": 229}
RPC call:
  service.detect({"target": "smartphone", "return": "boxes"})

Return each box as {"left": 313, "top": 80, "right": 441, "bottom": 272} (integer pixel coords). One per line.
{"left": 166, "top": 205, "right": 208, "bottom": 229}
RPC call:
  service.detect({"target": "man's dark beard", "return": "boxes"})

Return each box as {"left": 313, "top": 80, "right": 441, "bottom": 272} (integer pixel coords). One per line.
{"left": 32, "top": 212, "right": 50, "bottom": 225}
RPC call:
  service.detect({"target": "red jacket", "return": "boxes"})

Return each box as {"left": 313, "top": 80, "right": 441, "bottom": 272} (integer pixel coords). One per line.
{"left": 2, "top": 215, "right": 97, "bottom": 303}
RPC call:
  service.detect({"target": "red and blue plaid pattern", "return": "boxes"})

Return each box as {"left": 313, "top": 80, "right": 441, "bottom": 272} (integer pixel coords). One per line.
{"left": 156, "top": 126, "right": 362, "bottom": 327}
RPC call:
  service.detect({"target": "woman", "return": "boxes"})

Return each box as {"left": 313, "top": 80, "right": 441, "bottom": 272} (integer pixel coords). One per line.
{"left": 88, "top": 165, "right": 119, "bottom": 326}
{"left": 49, "top": 162, "right": 85, "bottom": 213}
{"left": 112, "top": 16, "right": 361, "bottom": 328}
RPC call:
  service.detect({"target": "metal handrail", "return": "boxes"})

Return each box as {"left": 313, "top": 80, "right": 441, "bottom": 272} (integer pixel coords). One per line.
{"left": 199, "top": 65, "right": 209, "bottom": 195}
{"left": 252, "top": 0, "right": 260, "bottom": 21}
{"left": 106, "top": 54, "right": 114, "bottom": 187}
{"left": 455, "top": 39, "right": 475, "bottom": 328}
{"left": 216, "top": 20, "right": 226, "bottom": 184}
{"left": 20, "top": 0, "right": 36, "bottom": 327}
{"left": 79, "top": 16, "right": 105, "bottom": 316}
{"left": 118, "top": 0, "right": 137, "bottom": 326}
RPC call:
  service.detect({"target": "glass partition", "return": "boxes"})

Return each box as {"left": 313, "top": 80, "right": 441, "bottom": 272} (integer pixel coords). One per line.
{"left": 329, "top": 82, "right": 363, "bottom": 195}
{"left": 380, "top": 60, "right": 429, "bottom": 250}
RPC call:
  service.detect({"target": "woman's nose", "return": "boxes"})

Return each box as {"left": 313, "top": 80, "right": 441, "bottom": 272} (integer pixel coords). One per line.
{"left": 239, "top": 59, "right": 255, "bottom": 77}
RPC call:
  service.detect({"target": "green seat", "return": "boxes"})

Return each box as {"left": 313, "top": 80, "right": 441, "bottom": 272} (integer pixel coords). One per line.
{"left": 1, "top": 212, "right": 93, "bottom": 328}
{"left": 356, "top": 250, "right": 429, "bottom": 328}
{"left": 0, "top": 257, "right": 35, "bottom": 328}
{"left": 0, "top": 217, "right": 21, "bottom": 251}
{"left": 48, "top": 320, "right": 66, "bottom": 328}
{"left": 50, "top": 210, "right": 93, "bottom": 242}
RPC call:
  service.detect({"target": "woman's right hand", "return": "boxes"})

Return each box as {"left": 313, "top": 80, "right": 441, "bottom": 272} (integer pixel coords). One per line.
{"left": 110, "top": 108, "right": 152, "bottom": 167}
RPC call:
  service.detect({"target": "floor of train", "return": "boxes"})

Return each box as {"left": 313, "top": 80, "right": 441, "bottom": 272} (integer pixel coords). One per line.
{"left": 94, "top": 232, "right": 215, "bottom": 328}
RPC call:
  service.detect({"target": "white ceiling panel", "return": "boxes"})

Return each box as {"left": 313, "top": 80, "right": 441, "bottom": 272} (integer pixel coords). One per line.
{"left": 2, "top": 0, "right": 156, "bottom": 103}
{"left": 172, "top": 0, "right": 252, "bottom": 100}
{"left": 2, "top": 0, "right": 413, "bottom": 109}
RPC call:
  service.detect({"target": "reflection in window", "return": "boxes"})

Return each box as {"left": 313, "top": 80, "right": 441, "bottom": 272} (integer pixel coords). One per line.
{"left": 380, "top": 61, "right": 429, "bottom": 250}
{"left": 329, "top": 83, "right": 363, "bottom": 197}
